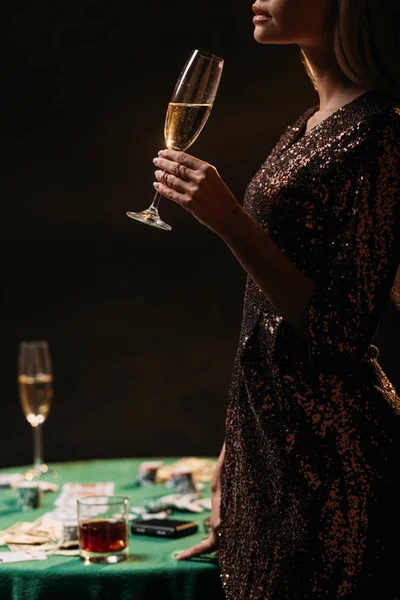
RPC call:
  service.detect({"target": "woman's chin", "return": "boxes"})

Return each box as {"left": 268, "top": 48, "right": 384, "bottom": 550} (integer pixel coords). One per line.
{"left": 253, "top": 28, "right": 282, "bottom": 45}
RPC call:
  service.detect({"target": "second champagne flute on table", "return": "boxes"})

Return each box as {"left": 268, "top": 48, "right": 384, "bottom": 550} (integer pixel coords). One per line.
{"left": 126, "top": 48, "right": 224, "bottom": 232}
{"left": 17, "top": 340, "right": 55, "bottom": 480}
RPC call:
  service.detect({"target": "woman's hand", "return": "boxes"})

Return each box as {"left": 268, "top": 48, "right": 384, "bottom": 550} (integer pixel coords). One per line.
{"left": 153, "top": 149, "right": 245, "bottom": 238}
{"left": 174, "top": 443, "right": 225, "bottom": 561}
{"left": 174, "top": 478, "right": 221, "bottom": 561}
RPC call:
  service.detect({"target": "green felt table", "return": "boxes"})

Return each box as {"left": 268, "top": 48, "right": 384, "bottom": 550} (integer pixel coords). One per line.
{"left": 0, "top": 458, "right": 226, "bottom": 600}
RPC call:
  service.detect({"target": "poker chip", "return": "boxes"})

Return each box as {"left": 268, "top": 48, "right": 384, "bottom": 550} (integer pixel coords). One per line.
{"left": 15, "top": 482, "right": 43, "bottom": 511}
{"left": 61, "top": 521, "right": 79, "bottom": 544}
{"left": 165, "top": 468, "right": 197, "bottom": 494}
{"left": 135, "top": 461, "right": 164, "bottom": 487}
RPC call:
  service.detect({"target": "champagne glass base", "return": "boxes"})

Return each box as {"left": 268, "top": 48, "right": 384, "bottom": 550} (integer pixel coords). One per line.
{"left": 24, "top": 464, "right": 58, "bottom": 481}
{"left": 126, "top": 208, "right": 172, "bottom": 231}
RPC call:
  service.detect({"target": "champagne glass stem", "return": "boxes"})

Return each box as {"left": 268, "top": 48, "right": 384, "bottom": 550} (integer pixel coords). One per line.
{"left": 150, "top": 190, "right": 162, "bottom": 211}
{"left": 33, "top": 424, "right": 44, "bottom": 475}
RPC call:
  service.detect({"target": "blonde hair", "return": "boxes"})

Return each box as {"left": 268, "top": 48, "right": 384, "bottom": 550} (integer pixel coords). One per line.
{"left": 302, "top": 0, "right": 400, "bottom": 309}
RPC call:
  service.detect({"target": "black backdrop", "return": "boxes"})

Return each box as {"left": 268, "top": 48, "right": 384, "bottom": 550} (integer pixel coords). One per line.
{"left": 1, "top": 0, "right": 398, "bottom": 469}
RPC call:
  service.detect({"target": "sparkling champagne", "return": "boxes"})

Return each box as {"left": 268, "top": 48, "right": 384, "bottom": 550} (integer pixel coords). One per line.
{"left": 18, "top": 373, "right": 53, "bottom": 427}
{"left": 164, "top": 102, "right": 212, "bottom": 151}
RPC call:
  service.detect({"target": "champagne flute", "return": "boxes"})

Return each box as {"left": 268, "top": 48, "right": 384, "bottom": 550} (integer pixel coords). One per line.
{"left": 126, "top": 49, "right": 224, "bottom": 231}
{"left": 18, "top": 340, "right": 54, "bottom": 480}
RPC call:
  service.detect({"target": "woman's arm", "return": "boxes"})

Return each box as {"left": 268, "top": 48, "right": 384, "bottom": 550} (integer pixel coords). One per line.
{"left": 154, "top": 117, "right": 400, "bottom": 364}
{"left": 175, "top": 441, "right": 225, "bottom": 561}
{"left": 211, "top": 441, "right": 226, "bottom": 492}
{"left": 153, "top": 151, "right": 316, "bottom": 338}
{"left": 220, "top": 209, "right": 316, "bottom": 338}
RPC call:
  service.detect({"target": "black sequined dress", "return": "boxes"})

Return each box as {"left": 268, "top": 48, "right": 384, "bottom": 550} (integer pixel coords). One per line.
{"left": 219, "top": 91, "right": 400, "bottom": 599}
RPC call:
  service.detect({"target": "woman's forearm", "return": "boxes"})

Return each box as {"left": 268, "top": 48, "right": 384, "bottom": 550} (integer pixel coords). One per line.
{"left": 221, "top": 208, "right": 316, "bottom": 338}
{"left": 217, "top": 442, "right": 226, "bottom": 468}
{"left": 211, "top": 442, "right": 226, "bottom": 492}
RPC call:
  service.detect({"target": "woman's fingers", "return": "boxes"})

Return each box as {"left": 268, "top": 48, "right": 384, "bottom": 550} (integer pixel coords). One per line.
{"left": 158, "top": 148, "right": 204, "bottom": 171}
{"left": 154, "top": 169, "right": 188, "bottom": 193}
{"left": 174, "top": 535, "right": 218, "bottom": 561}
{"left": 154, "top": 156, "right": 194, "bottom": 182}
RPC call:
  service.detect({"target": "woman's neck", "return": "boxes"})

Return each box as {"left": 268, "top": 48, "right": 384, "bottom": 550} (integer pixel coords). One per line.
{"left": 301, "top": 38, "right": 372, "bottom": 112}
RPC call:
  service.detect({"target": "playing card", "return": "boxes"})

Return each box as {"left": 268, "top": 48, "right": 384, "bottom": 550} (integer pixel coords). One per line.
{"left": 0, "top": 474, "right": 24, "bottom": 489}
{"left": 8, "top": 543, "right": 58, "bottom": 553}
{"left": 0, "top": 551, "right": 47, "bottom": 564}
{"left": 41, "top": 482, "right": 115, "bottom": 524}
{"left": 55, "top": 482, "right": 114, "bottom": 506}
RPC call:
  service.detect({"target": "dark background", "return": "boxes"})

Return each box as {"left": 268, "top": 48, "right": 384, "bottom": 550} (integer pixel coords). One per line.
{"left": 1, "top": 0, "right": 398, "bottom": 469}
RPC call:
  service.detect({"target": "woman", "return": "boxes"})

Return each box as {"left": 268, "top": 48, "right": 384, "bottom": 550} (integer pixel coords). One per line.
{"left": 155, "top": 0, "right": 400, "bottom": 597}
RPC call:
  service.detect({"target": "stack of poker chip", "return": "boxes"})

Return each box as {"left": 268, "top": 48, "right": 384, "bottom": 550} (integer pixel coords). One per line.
{"left": 15, "top": 482, "right": 43, "bottom": 511}
{"left": 143, "top": 496, "right": 173, "bottom": 513}
{"left": 61, "top": 521, "right": 79, "bottom": 546}
{"left": 135, "top": 461, "right": 164, "bottom": 487}
{"left": 165, "top": 468, "right": 197, "bottom": 494}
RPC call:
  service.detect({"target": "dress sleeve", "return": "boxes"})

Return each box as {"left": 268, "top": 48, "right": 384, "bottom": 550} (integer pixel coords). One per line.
{"left": 305, "top": 117, "right": 400, "bottom": 375}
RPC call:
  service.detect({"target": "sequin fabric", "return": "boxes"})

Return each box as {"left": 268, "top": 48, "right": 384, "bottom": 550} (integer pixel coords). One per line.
{"left": 219, "top": 91, "right": 400, "bottom": 599}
